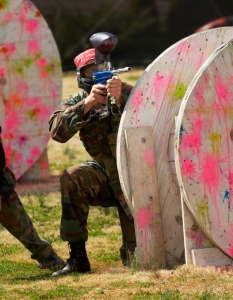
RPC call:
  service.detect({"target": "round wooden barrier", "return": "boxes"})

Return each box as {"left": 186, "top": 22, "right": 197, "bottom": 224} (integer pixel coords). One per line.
{"left": 0, "top": 1, "right": 62, "bottom": 179}
{"left": 117, "top": 27, "right": 233, "bottom": 267}
{"left": 175, "top": 39, "right": 233, "bottom": 258}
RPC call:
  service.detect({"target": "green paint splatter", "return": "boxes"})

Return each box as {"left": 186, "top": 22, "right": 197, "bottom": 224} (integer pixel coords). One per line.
{"left": 24, "top": 59, "right": 33, "bottom": 67}
{"left": 173, "top": 82, "right": 186, "bottom": 101}
{"left": 16, "top": 66, "right": 23, "bottom": 74}
{"left": 35, "top": 53, "right": 42, "bottom": 60}
{"left": 202, "top": 239, "right": 214, "bottom": 248}
{"left": 0, "top": 0, "right": 9, "bottom": 9}
{"left": 27, "top": 108, "right": 40, "bottom": 119}
{"left": 11, "top": 61, "right": 24, "bottom": 74}
{"left": 196, "top": 198, "right": 211, "bottom": 233}
{"left": 52, "top": 59, "right": 61, "bottom": 68}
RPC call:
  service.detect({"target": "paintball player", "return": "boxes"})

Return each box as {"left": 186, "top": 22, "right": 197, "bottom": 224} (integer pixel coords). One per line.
{"left": 0, "top": 125, "right": 64, "bottom": 270}
{"left": 49, "top": 34, "right": 136, "bottom": 277}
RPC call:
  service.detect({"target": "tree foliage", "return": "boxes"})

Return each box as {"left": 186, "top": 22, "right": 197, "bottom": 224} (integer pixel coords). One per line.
{"left": 41, "top": 0, "right": 233, "bottom": 69}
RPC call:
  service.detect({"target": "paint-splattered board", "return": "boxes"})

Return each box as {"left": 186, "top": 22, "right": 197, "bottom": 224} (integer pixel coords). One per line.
{"left": 125, "top": 126, "right": 166, "bottom": 268}
{"left": 117, "top": 27, "right": 233, "bottom": 266}
{"left": 0, "top": 0, "right": 62, "bottom": 179}
{"left": 175, "top": 40, "right": 233, "bottom": 258}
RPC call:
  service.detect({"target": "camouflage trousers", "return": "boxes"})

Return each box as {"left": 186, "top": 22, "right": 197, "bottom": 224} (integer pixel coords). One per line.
{"left": 0, "top": 168, "right": 52, "bottom": 261}
{"left": 60, "top": 161, "right": 136, "bottom": 260}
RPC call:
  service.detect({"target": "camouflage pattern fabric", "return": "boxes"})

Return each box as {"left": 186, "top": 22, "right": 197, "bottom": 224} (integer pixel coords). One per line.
{"left": 49, "top": 82, "right": 136, "bottom": 254}
{"left": 0, "top": 126, "right": 52, "bottom": 261}
{"left": 49, "top": 82, "right": 133, "bottom": 219}
{"left": 59, "top": 161, "right": 135, "bottom": 253}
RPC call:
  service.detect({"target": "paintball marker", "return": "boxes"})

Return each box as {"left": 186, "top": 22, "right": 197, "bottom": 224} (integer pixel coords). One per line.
{"left": 90, "top": 32, "right": 131, "bottom": 119}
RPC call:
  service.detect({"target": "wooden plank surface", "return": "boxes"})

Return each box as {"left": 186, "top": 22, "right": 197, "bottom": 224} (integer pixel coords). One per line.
{"left": 180, "top": 191, "right": 214, "bottom": 264}
{"left": 125, "top": 127, "right": 166, "bottom": 269}
{"left": 191, "top": 248, "right": 233, "bottom": 267}
{"left": 117, "top": 27, "right": 233, "bottom": 267}
{"left": 175, "top": 40, "right": 233, "bottom": 258}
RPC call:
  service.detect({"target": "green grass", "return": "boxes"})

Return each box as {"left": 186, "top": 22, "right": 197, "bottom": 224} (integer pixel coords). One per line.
{"left": 2, "top": 71, "right": 233, "bottom": 299}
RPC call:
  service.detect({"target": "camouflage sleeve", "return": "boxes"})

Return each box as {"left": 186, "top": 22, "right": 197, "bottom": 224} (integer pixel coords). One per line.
{"left": 121, "top": 82, "right": 133, "bottom": 109}
{"left": 49, "top": 83, "right": 134, "bottom": 143}
{"left": 118, "top": 82, "right": 134, "bottom": 111}
{"left": 122, "top": 82, "right": 134, "bottom": 97}
{"left": 49, "top": 91, "right": 93, "bottom": 143}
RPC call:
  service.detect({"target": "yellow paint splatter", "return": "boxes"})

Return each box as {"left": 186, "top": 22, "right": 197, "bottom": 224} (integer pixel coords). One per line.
{"left": 209, "top": 132, "right": 221, "bottom": 156}
{"left": 196, "top": 198, "right": 211, "bottom": 233}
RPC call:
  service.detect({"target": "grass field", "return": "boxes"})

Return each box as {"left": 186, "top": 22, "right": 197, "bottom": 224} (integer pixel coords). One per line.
{"left": 1, "top": 70, "right": 233, "bottom": 299}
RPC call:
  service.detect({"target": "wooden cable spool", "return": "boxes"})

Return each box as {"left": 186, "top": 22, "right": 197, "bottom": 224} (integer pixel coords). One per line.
{"left": 175, "top": 39, "right": 233, "bottom": 264}
{"left": 0, "top": 0, "right": 62, "bottom": 180}
{"left": 117, "top": 27, "right": 233, "bottom": 268}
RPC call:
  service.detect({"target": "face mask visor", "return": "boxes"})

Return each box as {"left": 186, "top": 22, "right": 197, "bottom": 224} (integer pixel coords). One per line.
{"left": 81, "top": 63, "right": 110, "bottom": 79}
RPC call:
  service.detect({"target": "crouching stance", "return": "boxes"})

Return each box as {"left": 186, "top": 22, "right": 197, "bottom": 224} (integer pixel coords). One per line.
{"left": 49, "top": 46, "right": 136, "bottom": 277}
{"left": 0, "top": 126, "right": 64, "bottom": 270}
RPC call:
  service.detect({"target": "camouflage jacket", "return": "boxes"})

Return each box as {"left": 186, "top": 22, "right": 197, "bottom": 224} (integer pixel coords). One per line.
{"left": 49, "top": 82, "right": 133, "bottom": 218}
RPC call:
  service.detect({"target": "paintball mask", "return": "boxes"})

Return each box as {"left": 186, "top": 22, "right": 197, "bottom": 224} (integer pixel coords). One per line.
{"left": 74, "top": 32, "right": 118, "bottom": 94}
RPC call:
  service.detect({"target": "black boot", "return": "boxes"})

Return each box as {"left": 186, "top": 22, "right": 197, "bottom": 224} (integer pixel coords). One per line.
{"left": 52, "top": 242, "right": 91, "bottom": 277}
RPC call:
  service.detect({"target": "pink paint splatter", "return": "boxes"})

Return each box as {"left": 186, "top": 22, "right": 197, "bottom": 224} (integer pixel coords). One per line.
{"left": 150, "top": 74, "right": 173, "bottom": 110}
{"left": 186, "top": 231, "right": 205, "bottom": 248}
{"left": 212, "top": 101, "right": 223, "bottom": 125}
{"left": 5, "top": 110, "right": 20, "bottom": 129}
{"left": 17, "top": 81, "right": 29, "bottom": 96}
{"left": 145, "top": 147, "right": 155, "bottom": 166}
{"left": 36, "top": 57, "right": 47, "bottom": 67}
{"left": 19, "top": 135, "right": 28, "bottom": 147}
{"left": 137, "top": 208, "right": 153, "bottom": 258}
{"left": 225, "top": 224, "right": 233, "bottom": 257}
{"left": 0, "top": 43, "right": 16, "bottom": 58}
{"left": 16, "top": 152, "right": 22, "bottom": 164}
{"left": 181, "top": 159, "right": 195, "bottom": 182}
{"left": 19, "top": 11, "right": 27, "bottom": 25}
{"left": 192, "top": 117, "right": 203, "bottom": 134}
{"left": 200, "top": 154, "right": 220, "bottom": 223}
{"left": 130, "top": 89, "right": 144, "bottom": 123}
{"left": 50, "top": 88, "right": 57, "bottom": 100}
{"left": 137, "top": 208, "right": 153, "bottom": 228}
{"left": 0, "top": 68, "right": 5, "bottom": 77}
{"left": 227, "top": 246, "right": 233, "bottom": 258}
{"left": 215, "top": 76, "right": 230, "bottom": 105}
{"left": 27, "top": 40, "right": 40, "bottom": 54}
{"left": 26, "top": 158, "right": 34, "bottom": 166}
{"left": 197, "top": 53, "right": 205, "bottom": 70}
{"left": 31, "top": 147, "right": 41, "bottom": 157}
{"left": 180, "top": 131, "right": 202, "bottom": 158}
{"left": 24, "top": 97, "right": 51, "bottom": 122}
{"left": 3, "top": 12, "right": 13, "bottom": 22}
{"left": 175, "top": 41, "right": 185, "bottom": 54}
{"left": 229, "top": 173, "right": 233, "bottom": 196}
{"left": 193, "top": 82, "right": 207, "bottom": 107}
{"left": 26, "top": 19, "right": 39, "bottom": 35}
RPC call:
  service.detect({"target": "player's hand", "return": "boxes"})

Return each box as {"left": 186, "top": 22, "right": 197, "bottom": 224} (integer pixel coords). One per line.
{"left": 84, "top": 84, "right": 107, "bottom": 114}
{"left": 106, "top": 77, "right": 122, "bottom": 104}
